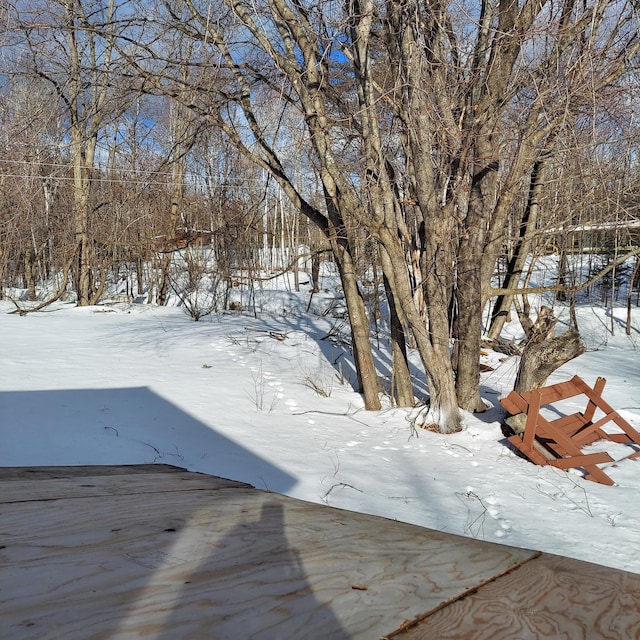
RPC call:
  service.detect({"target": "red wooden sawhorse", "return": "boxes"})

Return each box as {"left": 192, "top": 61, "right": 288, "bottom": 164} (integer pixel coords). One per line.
{"left": 500, "top": 375, "right": 640, "bottom": 485}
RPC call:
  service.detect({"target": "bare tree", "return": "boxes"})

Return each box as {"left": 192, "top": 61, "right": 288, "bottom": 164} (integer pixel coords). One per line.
{"left": 2, "top": 0, "right": 638, "bottom": 432}
{"left": 111, "top": 0, "right": 639, "bottom": 430}
{"left": 0, "top": 77, "right": 70, "bottom": 300}
{"left": 8, "top": 0, "right": 138, "bottom": 305}
{"left": 120, "top": 0, "right": 384, "bottom": 409}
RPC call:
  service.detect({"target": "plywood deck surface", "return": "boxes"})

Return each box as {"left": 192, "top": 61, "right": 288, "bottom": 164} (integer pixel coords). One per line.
{"left": 0, "top": 465, "right": 638, "bottom": 639}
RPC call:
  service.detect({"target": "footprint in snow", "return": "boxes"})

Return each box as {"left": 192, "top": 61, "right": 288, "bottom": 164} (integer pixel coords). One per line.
{"left": 494, "top": 521, "right": 513, "bottom": 538}
{"left": 481, "top": 494, "right": 513, "bottom": 539}
{"left": 485, "top": 494, "right": 501, "bottom": 518}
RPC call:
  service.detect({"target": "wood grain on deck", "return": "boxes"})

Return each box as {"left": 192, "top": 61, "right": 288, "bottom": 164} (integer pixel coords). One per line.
{"left": 392, "top": 554, "right": 640, "bottom": 640}
{"left": 0, "top": 464, "right": 637, "bottom": 639}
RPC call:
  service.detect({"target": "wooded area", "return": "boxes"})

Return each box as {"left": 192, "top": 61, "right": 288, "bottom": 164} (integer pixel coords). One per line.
{"left": 1, "top": 0, "right": 639, "bottom": 431}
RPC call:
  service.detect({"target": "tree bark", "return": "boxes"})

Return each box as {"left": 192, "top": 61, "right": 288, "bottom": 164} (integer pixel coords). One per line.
{"left": 73, "top": 172, "right": 93, "bottom": 306}
{"left": 488, "top": 157, "right": 547, "bottom": 339}
{"left": 333, "top": 238, "right": 381, "bottom": 410}
{"left": 514, "top": 306, "right": 585, "bottom": 394}
{"left": 503, "top": 305, "right": 585, "bottom": 434}
{"left": 24, "top": 249, "right": 37, "bottom": 301}
{"left": 311, "top": 252, "right": 320, "bottom": 294}
{"left": 379, "top": 234, "right": 461, "bottom": 432}
{"left": 454, "top": 132, "right": 497, "bottom": 412}
{"left": 626, "top": 258, "right": 640, "bottom": 336}
{"left": 381, "top": 262, "right": 414, "bottom": 407}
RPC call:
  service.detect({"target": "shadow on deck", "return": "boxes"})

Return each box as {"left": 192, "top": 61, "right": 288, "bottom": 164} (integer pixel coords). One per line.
{"left": 0, "top": 464, "right": 638, "bottom": 639}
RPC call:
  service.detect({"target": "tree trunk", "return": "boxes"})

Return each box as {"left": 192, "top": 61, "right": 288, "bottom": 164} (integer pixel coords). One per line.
{"left": 556, "top": 237, "right": 569, "bottom": 302}
{"left": 157, "top": 253, "right": 172, "bottom": 306}
{"left": 488, "top": 157, "right": 546, "bottom": 339}
{"left": 380, "top": 235, "right": 461, "bottom": 432}
{"left": 381, "top": 266, "right": 414, "bottom": 407}
{"left": 136, "top": 255, "right": 144, "bottom": 296}
{"left": 332, "top": 239, "right": 381, "bottom": 410}
{"left": 626, "top": 258, "right": 640, "bottom": 335}
{"left": 514, "top": 306, "right": 585, "bottom": 394}
{"left": 454, "top": 138, "right": 497, "bottom": 412}
{"left": 71, "top": 134, "right": 94, "bottom": 306}
{"left": 311, "top": 251, "right": 320, "bottom": 294}
{"left": 454, "top": 238, "right": 486, "bottom": 412}
{"left": 74, "top": 194, "right": 93, "bottom": 306}
{"left": 504, "top": 306, "right": 585, "bottom": 434}
{"left": 24, "top": 250, "right": 37, "bottom": 301}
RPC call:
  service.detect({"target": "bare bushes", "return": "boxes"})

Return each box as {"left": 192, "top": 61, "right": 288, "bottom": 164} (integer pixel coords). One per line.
{"left": 168, "top": 247, "right": 229, "bottom": 321}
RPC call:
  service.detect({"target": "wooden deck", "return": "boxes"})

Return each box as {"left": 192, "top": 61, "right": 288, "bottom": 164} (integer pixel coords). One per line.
{"left": 0, "top": 465, "right": 638, "bottom": 639}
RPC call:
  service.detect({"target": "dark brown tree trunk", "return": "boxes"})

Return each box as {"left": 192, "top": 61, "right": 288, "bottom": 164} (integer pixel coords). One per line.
{"left": 333, "top": 238, "right": 382, "bottom": 410}
{"left": 73, "top": 163, "right": 94, "bottom": 307}
{"left": 136, "top": 255, "right": 144, "bottom": 296}
{"left": 311, "top": 251, "right": 320, "bottom": 294}
{"left": 454, "top": 138, "right": 497, "bottom": 413}
{"left": 24, "top": 250, "right": 37, "bottom": 301}
{"left": 382, "top": 265, "right": 414, "bottom": 407}
{"left": 488, "top": 157, "right": 547, "bottom": 339}
{"left": 157, "top": 253, "right": 172, "bottom": 306}
{"left": 454, "top": 235, "right": 486, "bottom": 412}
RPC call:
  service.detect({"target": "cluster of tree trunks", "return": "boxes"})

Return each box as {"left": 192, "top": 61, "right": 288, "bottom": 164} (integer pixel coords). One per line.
{"left": 3, "top": 0, "right": 640, "bottom": 431}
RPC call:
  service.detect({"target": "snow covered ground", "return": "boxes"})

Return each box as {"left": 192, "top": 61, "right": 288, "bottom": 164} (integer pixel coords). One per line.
{"left": 1, "top": 279, "right": 639, "bottom": 574}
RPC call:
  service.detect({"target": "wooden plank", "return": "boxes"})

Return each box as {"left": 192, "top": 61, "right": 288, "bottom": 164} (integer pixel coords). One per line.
{"left": 582, "top": 376, "right": 607, "bottom": 423}
{"left": 0, "top": 464, "right": 183, "bottom": 480}
{"left": 582, "top": 468, "right": 616, "bottom": 486}
{"left": 500, "top": 391, "right": 529, "bottom": 415}
{"left": 571, "top": 412, "right": 619, "bottom": 446}
{"left": 607, "top": 433, "right": 639, "bottom": 444}
{"left": 523, "top": 390, "right": 541, "bottom": 451}
{"left": 571, "top": 376, "right": 620, "bottom": 416}
{"left": 499, "top": 393, "right": 523, "bottom": 415}
{"left": 531, "top": 431, "right": 569, "bottom": 458}
{"left": 0, "top": 469, "right": 251, "bottom": 504}
{"left": 507, "top": 437, "right": 552, "bottom": 465}
{"left": 501, "top": 376, "right": 639, "bottom": 484}
{"left": 548, "top": 450, "right": 615, "bottom": 486}
{"left": 514, "top": 414, "right": 617, "bottom": 484}
{"left": 0, "top": 472, "right": 538, "bottom": 640}
{"left": 391, "top": 554, "right": 640, "bottom": 639}
{"left": 548, "top": 452, "right": 613, "bottom": 469}
{"left": 610, "top": 415, "right": 640, "bottom": 444}
{"left": 569, "top": 378, "right": 640, "bottom": 444}
{"left": 534, "top": 415, "right": 585, "bottom": 459}
{"left": 569, "top": 427, "right": 603, "bottom": 446}
{"left": 520, "top": 378, "right": 583, "bottom": 405}
{"left": 553, "top": 413, "right": 588, "bottom": 436}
